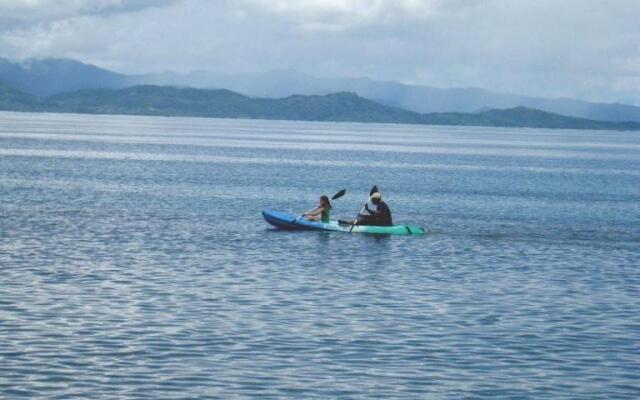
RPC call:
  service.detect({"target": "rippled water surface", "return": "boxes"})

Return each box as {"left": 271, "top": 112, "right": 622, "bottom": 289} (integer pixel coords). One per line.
{"left": 1, "top": 111, "right": 639, "bottom": 399}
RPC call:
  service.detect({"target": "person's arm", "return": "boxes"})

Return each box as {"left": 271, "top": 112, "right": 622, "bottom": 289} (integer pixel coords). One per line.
{"left": 304, "top": 206, "right": 323, "bottom": 216}
{"left": 364, "top": 204, "right": 377, "bottom": 216}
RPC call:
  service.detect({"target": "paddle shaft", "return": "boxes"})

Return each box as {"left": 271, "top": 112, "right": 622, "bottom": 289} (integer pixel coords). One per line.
{"left": 349, "top": 185, "right": 378, "bottom": 232}
{"left": 349, "top": 203, "right": 367, "bottom": 232}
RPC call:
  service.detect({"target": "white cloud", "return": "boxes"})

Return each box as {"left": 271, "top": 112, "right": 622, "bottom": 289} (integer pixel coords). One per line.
{"left": 230, "top": 0, "right": 448, "bottom": 32}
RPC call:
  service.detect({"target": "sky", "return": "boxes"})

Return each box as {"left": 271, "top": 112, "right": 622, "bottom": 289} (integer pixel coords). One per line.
{"left": 1, "top": 0, "right": 639, "bottom": 104}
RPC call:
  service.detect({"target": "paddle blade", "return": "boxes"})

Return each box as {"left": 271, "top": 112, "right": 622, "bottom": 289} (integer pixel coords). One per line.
{"left": 369, "top": 185, "right": 379, "bottom": 196}
{"left": 331, "top": 189, "right": 346, "bottom": 200}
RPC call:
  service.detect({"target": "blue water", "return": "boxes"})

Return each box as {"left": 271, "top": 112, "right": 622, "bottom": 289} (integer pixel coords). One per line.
{"left": 1, "top": 111, "right": 639, "bottom": 399}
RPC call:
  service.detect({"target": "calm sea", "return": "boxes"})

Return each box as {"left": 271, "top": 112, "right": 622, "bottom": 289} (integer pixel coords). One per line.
{"left": 1, "top": 111, "right": 639, "bottom": 399}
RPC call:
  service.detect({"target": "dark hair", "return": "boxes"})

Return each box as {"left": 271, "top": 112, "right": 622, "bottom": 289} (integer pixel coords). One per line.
{"left": 320, "top": 195, "right": 332, "bottom": 209}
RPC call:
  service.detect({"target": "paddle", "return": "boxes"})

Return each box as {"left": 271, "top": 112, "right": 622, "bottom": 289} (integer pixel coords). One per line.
{"left": 331, "top": 189, "right": 347, "bottom": 200}
{"left": 293, "top": 189, "right": 346, "bottom": 222}
{"left": 349, "top": 185, "right": 378, "bottom": 232}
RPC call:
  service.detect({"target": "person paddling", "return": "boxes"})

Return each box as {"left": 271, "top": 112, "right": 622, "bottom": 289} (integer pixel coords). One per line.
{"left": 357, "top": 192, "right": 392, "bottom": 226}
{"left": 303, "top": 195, "right": 332, "bottom": 223}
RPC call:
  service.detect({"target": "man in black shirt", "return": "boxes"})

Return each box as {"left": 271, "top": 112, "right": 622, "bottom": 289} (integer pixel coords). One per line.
{"left": 357, "top": 192, "right": 393, "bottom": 226}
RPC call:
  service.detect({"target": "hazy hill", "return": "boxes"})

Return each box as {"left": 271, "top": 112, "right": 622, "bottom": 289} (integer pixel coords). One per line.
{"left": 1, "top": 57, "right": 640, "bottom": 123}
{"left": 1, "top": 84, "right": 638, "bottom": 130}
{"left": 0, "top": 83, "right": 42, "bottom": 111}
{"left": 422, "top": 106, "right": 640, "bottom": 130}
{"left": 0, "top": 58, "right": 131, "bottom": 97}
{"left": 158, "top": 69, "right": 640, "bottom": 123}
{"left": 45, "top": 86, "right": 424, "bottom": 123}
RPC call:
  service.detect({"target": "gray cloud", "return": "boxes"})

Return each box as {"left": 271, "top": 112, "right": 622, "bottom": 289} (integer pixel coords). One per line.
{"left": 0, "top": 0, "right": 179, "bottom": 26}
{"left": 1, "top": 0, "right": 639, "bottom": 104}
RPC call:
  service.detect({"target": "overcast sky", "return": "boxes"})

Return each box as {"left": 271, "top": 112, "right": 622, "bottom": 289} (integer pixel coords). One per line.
{"left": 1, "top": 0, "right": 639, "bottom": 104}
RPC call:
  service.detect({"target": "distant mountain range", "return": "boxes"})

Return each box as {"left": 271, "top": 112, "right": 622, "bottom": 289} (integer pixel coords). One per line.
{"left": 2, "top": 57, "right": 640, "bottom": 123}
{"left": 143, "top": 69, "right": 640, "bottom": 123}
{"left": 1, "top": 83, "right": 639, "bottom": 131}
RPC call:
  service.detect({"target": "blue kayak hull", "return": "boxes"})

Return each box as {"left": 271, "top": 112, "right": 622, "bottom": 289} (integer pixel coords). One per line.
{"left": 262, "top": 210, "right": 311, "bottom": 231}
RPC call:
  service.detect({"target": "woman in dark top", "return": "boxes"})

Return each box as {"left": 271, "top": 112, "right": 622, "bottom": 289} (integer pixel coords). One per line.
{"left": 357, "top": 192, "right": 392, "bottom": 226}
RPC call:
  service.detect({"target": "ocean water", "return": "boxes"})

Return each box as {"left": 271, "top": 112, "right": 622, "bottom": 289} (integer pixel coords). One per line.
{"left": 1, "top": 111, "right": 639, "bottom": 399}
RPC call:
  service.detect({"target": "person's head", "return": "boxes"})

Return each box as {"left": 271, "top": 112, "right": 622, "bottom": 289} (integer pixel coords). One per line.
{"left": 370, "top": 192, "right": 382, "bottom": 205}
{"left": 320, "top": 195, "right": 332, "bottom": 209}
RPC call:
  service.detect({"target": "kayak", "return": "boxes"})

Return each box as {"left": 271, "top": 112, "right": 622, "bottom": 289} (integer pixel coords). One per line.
{"left": 262, "top": 210, "right": 426, "bottom": 236}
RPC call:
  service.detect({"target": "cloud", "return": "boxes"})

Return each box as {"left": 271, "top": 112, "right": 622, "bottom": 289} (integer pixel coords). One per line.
{"left": 234, "top": 0, "right": 445, "bottom": 31}
{"left": 0, "top": 0, "right": 638, "bottom": 104}
{"left": 0, "top": 0, "right": 179, "bottom": 31}
{"left": 0, "top": 0, "right": 181, "bottom": 63}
